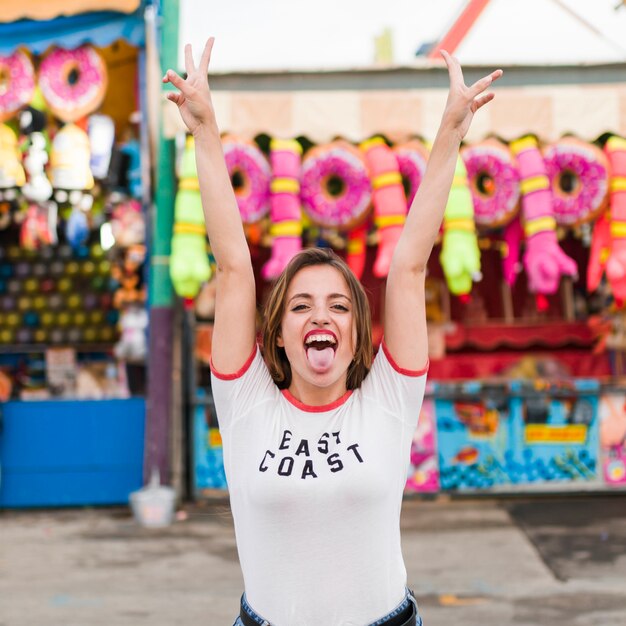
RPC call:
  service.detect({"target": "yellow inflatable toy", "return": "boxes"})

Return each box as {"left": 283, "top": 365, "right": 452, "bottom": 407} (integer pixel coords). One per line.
{"left": 439, "top": 155, "right": 481, "bottom": 296}
{"left": 170, "top": 135, "right": 212, "bottom": 299}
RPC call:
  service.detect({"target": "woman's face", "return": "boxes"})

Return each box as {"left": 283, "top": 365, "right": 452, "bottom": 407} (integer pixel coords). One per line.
{"left": 277, "top": 264, "right": 357, "bottom": 397}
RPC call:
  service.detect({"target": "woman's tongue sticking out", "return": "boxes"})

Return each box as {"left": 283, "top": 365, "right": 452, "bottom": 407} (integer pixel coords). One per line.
{"left": 306, "top": 344, "right": 335, "bottom": 372}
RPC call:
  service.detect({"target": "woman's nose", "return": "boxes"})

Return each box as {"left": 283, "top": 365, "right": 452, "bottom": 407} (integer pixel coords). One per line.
{"left": 311, "top": 308, "right": 330, "bottom": 325}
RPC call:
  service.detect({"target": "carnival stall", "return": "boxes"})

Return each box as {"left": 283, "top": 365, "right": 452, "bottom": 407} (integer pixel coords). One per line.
{"left": 162, "top": 0, "right": 626, "bottom": 499}
{"left": 0, "top": 2, "right": 149, "bottom": 507}
{"left": 160, "top": 54, "right": 626, "bottom": 498}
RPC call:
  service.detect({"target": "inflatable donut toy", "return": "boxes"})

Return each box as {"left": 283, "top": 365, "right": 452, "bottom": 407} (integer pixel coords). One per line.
{"left": 393, "top": 140, "right": 430, "bottom": 207}
{"left": 543, "top": 137, "right": 609, "bottom": 226}
{"left": 461, "top": 139, "right": 520, "bottom": 228}
{"left": 300, "top": 140, "right": 372, "bottom": 229}
{"left": 0, "top": 50, "right": 35, "bottom": 122}
{"left": 38, "top": 45, "right": 108, "bottom": 123}
{"left": 222, "top": 135, "right": 271, "bottom": 224}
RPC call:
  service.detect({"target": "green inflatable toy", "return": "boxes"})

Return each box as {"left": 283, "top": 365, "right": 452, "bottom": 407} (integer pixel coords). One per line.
{"left": 439, "top": 155, "right": 481, "bottom": 296}
{"left": 170, "top": 136, "right": 212, "bottom": 299}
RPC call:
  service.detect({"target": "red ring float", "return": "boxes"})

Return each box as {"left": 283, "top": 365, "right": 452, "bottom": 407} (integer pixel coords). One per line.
{"left": 543, "top": 137, "right": 609, "bottom": 226}
{"left": 38, "top": 45, "right": 108, "bottom": 123}
{"left": 0, "top": 50, "right": 35, "bottom": 122}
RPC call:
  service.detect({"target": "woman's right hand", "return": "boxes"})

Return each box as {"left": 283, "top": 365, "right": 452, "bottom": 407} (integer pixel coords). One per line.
{"left": 163, "top": 37, "right": 217, "bottom": 136}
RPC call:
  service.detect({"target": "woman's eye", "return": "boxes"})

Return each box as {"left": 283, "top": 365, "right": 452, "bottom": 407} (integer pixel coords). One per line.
{"left": 332, "top": 304, "right": 349, "bottom": 312}
{"left": 292, "top": 304, "right": 308, "bottom": 311}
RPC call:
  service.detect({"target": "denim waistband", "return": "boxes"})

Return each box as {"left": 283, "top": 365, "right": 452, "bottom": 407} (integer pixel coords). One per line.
{"left": 238, "top": 587, "right": 421, "bottom": 626}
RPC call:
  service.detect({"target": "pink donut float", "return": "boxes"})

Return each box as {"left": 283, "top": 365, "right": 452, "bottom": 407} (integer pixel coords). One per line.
{"left": 300, "top": 141, "right": 371, "bottom": 229}
{"left": 543, "top": 137, "right": 609, "bottom": 226}
{"left": 222, "top": 135, "right": 271, "bottom": 224}
{"left": 0, "top": 50, "right": 35, "bottom": 122}
{"left": 39, "top": 45, "right": 108, "bottom": 123}
{"left": 461, "top": 139, "right": 520, "bottom": 228}
{"left": 393, "top": 140, "right": 429, "bottom": 207}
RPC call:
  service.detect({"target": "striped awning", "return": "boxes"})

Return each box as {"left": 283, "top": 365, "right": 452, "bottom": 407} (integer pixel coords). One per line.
{"left": 0, "top": 1, "right": 140, "bottom": 22}
{"left": 0, "top": 9, "right": 144, "bottom": 54}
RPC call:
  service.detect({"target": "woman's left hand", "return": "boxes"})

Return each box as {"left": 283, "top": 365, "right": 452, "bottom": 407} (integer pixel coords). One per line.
{"left": 440, "top": 50, "right": 502, "bottom": 141}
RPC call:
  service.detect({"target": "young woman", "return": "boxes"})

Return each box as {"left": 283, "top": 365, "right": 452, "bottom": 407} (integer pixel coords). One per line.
{"left": 164, "top": 38, "right": 501, "bottom": 626}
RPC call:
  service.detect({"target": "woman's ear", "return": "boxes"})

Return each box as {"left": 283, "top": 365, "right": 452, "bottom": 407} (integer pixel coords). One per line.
{"left": 276, "top": 330, "right": 284, "bottom": 348}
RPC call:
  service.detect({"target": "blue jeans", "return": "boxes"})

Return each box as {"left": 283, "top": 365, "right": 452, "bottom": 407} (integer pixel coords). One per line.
{"left": 233, "top": 587, "right": 423, "bottom": 626}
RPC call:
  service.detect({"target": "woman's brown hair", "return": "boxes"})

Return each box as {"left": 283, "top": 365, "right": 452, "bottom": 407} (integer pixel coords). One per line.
{"left": 262, "top": 248, "right": 372, "bottom": 390}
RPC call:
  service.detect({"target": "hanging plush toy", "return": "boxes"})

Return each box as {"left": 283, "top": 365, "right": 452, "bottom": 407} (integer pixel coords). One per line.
{"left": 20, "top": 204, "right": 55, "bottom": 250}
{"left": 360, "top": 137, "right": 407, "bottom": 278}
{"left": 346, "top": 223, "right": 368, "bottom": 280}
{"left": 65, "top": 206, "right": 90, "bottom": 251}
{"left": 114, "top": 306, "right": 149, "bottom": 362}
{"left": 0, "top": 124, "right": 25, "bottom": 229}
{"left": 587, "top": 210, "right": 611, "bottom": 294}
{"left": 49, "top": 123, "right": 95, "bottom": 250}
{"left": 50, "top": 123, "right": 94, "bottom": 193}
{"left": 510, "top": 136, "right": 577, "bottom": 308}
{"left": 604, "top": 136, "right": 626, "bottom": 307}
{"left": 121, "top": 136, "right": 142, "bottom": 199}
{"left": 262, "top": 138, "right": 303, "bottom": 280}
{"left": 439, "top": 155, "right": 481, "bottom": 296}
{"left": 88, "top": 113, "right": 115, "bottom": 180}
{"left": 169, "top": 135, "right": 211, "bottom": 299}
{"left": 0, "top": 123, "right": 25, "bottom": 190}
{"left": 18, "top": 93, "right": 56, "bottom": 247}
{"left": 110, "top": 199, "right": 145, "bottom": 247}
{"left": 20, "top": 112, "right": 53, "bottom": 205}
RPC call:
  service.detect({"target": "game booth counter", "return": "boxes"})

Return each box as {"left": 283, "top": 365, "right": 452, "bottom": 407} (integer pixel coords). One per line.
{"left": 161, "top": 57, "right": 626, "bottom": 498}
{"left": 0, "top": 1, "right": 151, "bottom": 507}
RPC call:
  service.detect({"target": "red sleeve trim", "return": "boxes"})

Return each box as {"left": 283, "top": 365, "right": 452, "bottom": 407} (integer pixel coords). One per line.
{"left": 381, "top": 340, "right": 429, "bottom": 377}
{"left": 210, "top": 344, "right": 258, "bottom": 380}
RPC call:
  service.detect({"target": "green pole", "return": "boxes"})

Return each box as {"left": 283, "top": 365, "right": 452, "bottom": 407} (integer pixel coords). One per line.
{"left": 145, "top": 0, "right": 179, "bottom": 484}
{"left": 151, "top": 0, "right": 178, "bottom": 308}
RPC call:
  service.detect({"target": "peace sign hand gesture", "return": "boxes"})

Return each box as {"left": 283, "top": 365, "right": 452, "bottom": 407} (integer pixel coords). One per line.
{"left": 440, "top": 50, "right": 502, "bottom": 141}
{"left": 163, "top": 37, "right": 217, "bottom": 136}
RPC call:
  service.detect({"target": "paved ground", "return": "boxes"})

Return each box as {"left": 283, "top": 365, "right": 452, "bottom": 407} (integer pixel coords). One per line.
{"left": 1, "top": 495, "right": 625, "bottom": 625}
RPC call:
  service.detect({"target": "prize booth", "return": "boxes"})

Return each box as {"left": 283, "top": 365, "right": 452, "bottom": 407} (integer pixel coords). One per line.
{"left": 0, "top": 1, "right": 151, "bottom": 507}
{"left": 163, "top": 0, "right": 626, "bottom": 498}
{"left": 164, "top": 58, "right": 626, "bottom": 499}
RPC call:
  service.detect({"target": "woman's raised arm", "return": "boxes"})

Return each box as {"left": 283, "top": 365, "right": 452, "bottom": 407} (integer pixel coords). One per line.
{"left": 164, "top": 38, "right": 257, "bottom": 373}
{"left": 384, "top": 52, "right": 502, "bottom": 370}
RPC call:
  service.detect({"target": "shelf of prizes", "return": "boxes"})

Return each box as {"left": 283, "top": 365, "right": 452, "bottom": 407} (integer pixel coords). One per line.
{"left": 174, "top": 133, "right": 626, "bottom": 498}
{"left": 0, "top": 25, "right": 148, "bottom": 507}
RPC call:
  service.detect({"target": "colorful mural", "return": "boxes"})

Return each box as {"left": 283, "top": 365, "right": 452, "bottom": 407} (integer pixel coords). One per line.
{"left": 405, "top": 390, "right": 439, "bottom": 493}
{"left": 436, "top": 382, "right": 511, "bottom": 491}
{"left": 193, "top": 388, "right": 228, "bottom": 492}
{"left": 436, "top": 380, "right": 600, "bottom": 491}
{"left": 599, "top": 392, "right": 626, "bottom": 486}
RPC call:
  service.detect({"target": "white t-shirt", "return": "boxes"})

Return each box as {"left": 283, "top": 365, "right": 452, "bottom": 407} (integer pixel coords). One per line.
{"left": 211, "top": 342, "right": 427, "bottom": 626}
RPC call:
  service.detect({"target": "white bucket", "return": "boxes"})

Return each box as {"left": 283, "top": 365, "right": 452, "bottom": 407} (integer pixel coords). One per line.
{"left": 129, "top": 468, "right": 176, "bottom": 528}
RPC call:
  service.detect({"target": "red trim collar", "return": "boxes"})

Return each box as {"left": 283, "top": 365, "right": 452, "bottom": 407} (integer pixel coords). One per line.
{"left": 381, "top": 340, "right": 429, "bottom": 377}
{"left": 281, "top": 388, "right": 353, "bottom": 413}
{"left": 210, "top": 345, "right": 257, "bottom": 380}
